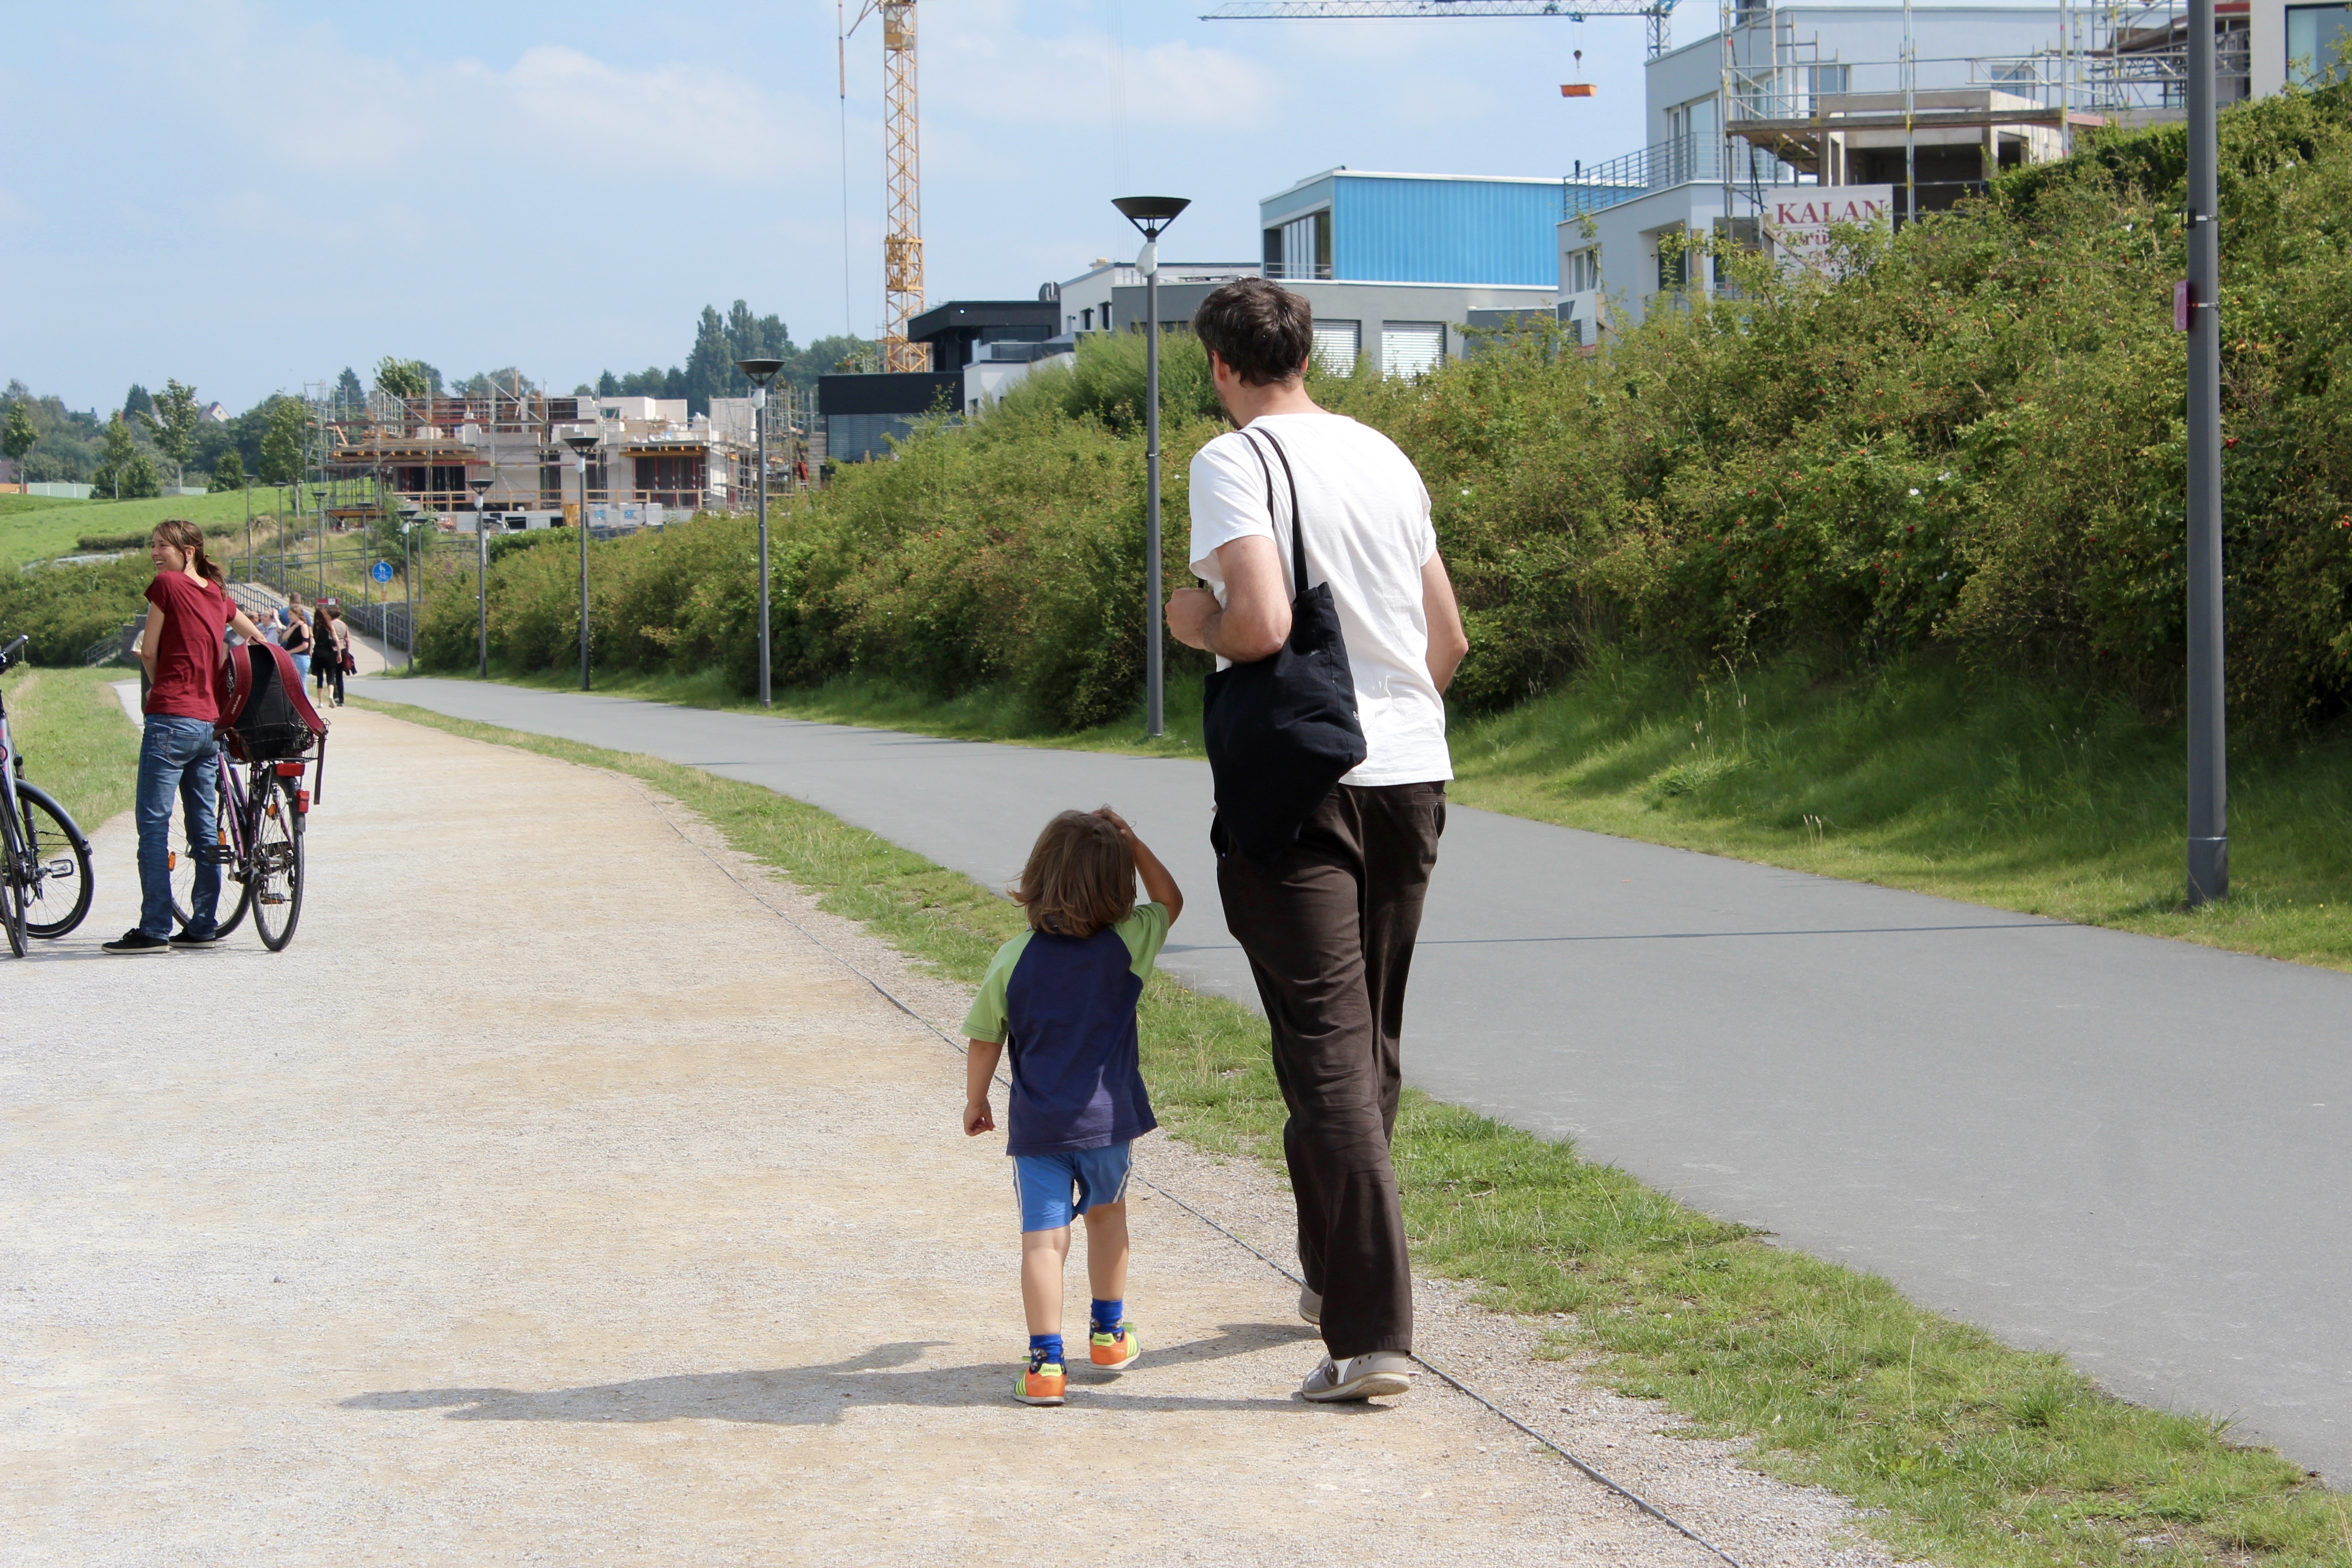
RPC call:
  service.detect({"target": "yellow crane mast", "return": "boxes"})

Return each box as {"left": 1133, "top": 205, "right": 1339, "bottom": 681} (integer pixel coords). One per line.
{"left": 845, "top": 0, "right": 928, "bottom": 372}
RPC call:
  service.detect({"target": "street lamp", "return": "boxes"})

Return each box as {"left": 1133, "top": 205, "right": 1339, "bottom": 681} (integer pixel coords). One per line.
{"left": 565, "top": 431, "right": 599, "bottom": 691}
{"left": 396, "top": 501, "right": 423, "bottom": 671}
{"left": 468, "top": 475, "right": 494, "bottom": 678}
{"left": 734, "top": 357, "right": 786, "bottom": 708}
{"left": 2184, "top": 0, "right": 2228, "bottom": 906}
{"left": 1112, "top": 195, "right": 1190, "bottom": 740}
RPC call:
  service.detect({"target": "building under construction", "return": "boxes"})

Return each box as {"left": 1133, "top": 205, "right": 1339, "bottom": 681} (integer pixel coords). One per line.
{"left": 308, "top": 377, "right": 809, "bottom": 534}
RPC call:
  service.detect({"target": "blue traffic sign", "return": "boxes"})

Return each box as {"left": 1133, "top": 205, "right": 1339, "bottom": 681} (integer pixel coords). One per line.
{"left": 371, "top": 560, "right": 395, "bottom": 584}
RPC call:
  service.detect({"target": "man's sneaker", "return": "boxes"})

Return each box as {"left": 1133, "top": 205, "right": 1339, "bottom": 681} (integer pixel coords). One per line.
{"left": 1299, "top": 1351, "right": 1416, "bottom": 1403}
{"left": 1090, "top": 1321, "right": 1140, "bottom": 1371}
{"left": 169, "top": 927, "right": 222, "bottom": 948}
{"left": 101, "top": 930, "right": 172, "bottom": 955}
{"left": 1014, "top": 1360, "right": 1066, "bottom": 1406}
{"left": 1298, "top": 1287, "right": 1322, "bottom": 1326}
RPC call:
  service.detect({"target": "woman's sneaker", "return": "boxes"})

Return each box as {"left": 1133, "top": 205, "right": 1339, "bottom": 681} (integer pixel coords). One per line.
{"left": 1089, "top": 1321, "right": 1140, "bottom": 1372}
{"left": 1299, "top": 1351, "right": 1415, "bottom": 1403}
{"left": 101, "top": 929, "right": 172, "bottom": 955}
{"left": 1014, "top": 1357, "right": 1066, "bottom": 1406}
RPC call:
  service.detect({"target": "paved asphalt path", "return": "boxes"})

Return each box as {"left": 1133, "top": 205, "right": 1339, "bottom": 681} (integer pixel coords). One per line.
{"left": 359, "top": 676, "right": 2352, "bottom": 1483}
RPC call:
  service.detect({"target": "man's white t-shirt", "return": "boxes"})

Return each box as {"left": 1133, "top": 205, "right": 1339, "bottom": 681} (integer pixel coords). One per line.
{"left": 1187, "top": 411, "right": 1452, "bottom": 787}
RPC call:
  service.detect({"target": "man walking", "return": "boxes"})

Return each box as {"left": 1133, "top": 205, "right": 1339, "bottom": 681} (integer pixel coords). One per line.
{"left": 1166, "top": 279, "right": 1470, "bottom": 1403}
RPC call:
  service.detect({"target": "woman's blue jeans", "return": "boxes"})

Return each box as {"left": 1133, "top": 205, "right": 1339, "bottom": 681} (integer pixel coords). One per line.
{"left": 137, "top": 715, "right": 220, "bottom": 939}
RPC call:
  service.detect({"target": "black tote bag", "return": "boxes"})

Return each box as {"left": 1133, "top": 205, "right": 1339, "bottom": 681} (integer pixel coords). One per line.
{"left": 1201, "top": 428, "right": 1367, "bottom": 864}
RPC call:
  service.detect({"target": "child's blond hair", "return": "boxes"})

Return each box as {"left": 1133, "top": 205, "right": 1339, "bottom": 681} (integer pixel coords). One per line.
{"left": 1012, "top": 810, "right": 1134, "bottom": 938}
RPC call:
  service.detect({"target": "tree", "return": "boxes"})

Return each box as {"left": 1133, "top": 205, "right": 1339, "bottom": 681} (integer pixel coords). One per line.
{"left": 92, "top": 414, "right": 160, "bottom": 500}
{"left": 2, "top": 402, "right": 34, "bottom": 470}
{"left": 374, "top": 357, "right": 430, "bottom": 402}
{"left": 141, "top": 378, "right": 202, "bottom": 489}
{"left": 258, "top": 397, "right": 307, "bottom": 510}
{"left": 334, "top": 366, "right": 366, "bottom": 413}
{"left": 122, "top": 383, "right": 153, "bottom": 421}
{"left": 211, "top": 449, "right": 246, "bottom": 494}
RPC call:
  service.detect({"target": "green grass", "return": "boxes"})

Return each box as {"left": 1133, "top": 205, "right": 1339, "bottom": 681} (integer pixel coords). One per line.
{"left": 0, "top": 487, "right": 290, "bottom": 570}
{"left": 355, "top": 691, "right": 2350, "bottom": 1568}
{"left": 417, "top": 651, "right": 2352, "bottom": 975}
{"left": 5, "top": 664, "right": 142, "bottom": 832}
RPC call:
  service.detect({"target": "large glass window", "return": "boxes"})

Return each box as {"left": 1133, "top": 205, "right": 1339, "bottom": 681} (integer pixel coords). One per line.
{"left": 2288, "top": 3, "right": 2352, "bottom": 84}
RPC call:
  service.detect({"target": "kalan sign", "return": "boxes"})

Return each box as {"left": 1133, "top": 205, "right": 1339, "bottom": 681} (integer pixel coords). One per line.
{"left": 1765, "top": 186, "right": 1895, "bottom": 271}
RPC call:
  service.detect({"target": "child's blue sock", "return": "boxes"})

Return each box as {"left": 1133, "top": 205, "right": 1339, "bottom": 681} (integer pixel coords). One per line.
{"left": 1090, "top": 1298, "right": 1125, "bottom": 1335}
{"left": 1029, "top": 1333, "right": 1064, "bottom": 1370}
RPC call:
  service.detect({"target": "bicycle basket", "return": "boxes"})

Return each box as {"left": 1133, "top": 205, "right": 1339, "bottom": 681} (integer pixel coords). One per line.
{"left": 218, "top": 642, "right": 329, "bottom": 763}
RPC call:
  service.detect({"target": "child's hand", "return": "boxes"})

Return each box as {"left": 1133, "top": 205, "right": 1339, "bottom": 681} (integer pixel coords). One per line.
{"left": 964, "top": 1097, "right": 995, "bottom": 1137}
{"left": 1094, "top": 805, "right": 1135, "bottom": 840}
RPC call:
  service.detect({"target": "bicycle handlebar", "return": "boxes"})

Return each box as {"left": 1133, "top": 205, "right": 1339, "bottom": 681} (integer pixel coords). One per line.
{"left": 0, "top": 634, "right": 26, "bottom": 671}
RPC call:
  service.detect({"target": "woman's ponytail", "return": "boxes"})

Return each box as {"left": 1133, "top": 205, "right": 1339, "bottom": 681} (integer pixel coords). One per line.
{"left": 152, "top": 519, "right": 225, "bottom": 587}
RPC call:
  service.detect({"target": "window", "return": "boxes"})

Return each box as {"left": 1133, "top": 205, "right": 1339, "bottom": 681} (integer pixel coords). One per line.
{"left": 1312, "top": 320, "right": 1360, "bottom": 376}
{"left": 1102, "top": 302, "right": 1112, "bottom": 330}
{"left": 1381, "top": 323, "right": 1446, "bottom": 380}
{"left": 2289, "top": 3, "right": 2352, "bottom": 84}
{"left": 1567, "top": 249, "right": 1598, "bottom": 294}
{"left": 635, "top": 453, "right": 706, "bottom": 505}
{"left": 1082, "top": 307, "right": 1093, "bottom": 331}
{"left": 1809, "top": 63, "right": 1849, "bottom": 98}
{"left": 1277, "top": 210, "right": 1333, "bottom": 280}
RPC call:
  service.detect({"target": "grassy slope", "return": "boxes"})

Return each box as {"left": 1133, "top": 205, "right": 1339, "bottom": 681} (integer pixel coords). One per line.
{"left": 356, "top": 692, "right": 2347, "bottom": 1568}
{"left": 6, "top": 665, "right": 142, "bottom": 832}
{"left": 0, "top": 488, "right": 284, "bottom": 569}
{"left": 404, "top": 654, "right": 2352, "bottom": 975}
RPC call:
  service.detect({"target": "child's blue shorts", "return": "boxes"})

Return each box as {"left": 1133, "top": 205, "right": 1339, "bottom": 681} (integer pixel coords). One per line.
{"left": 1014, "top": 1142, "right": 1132, "bottom": 1233}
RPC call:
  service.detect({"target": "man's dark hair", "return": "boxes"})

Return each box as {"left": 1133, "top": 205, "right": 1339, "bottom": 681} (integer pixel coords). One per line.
{"left": 1192, "top": 279, "right": 1313, "bottom": 386}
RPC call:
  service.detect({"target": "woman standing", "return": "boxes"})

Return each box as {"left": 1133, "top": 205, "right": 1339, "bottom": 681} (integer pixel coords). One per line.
{"left": 324, "top": 605, "right": 351, "bottom": 707}
{"left": 279, "top": 592, "right": 313, "bottom": 682}
{"left": 104, "top": 520, "right": 269, "bottom": 954}
{"left": 311, "top": 601, "right": 336, "bottom": 700}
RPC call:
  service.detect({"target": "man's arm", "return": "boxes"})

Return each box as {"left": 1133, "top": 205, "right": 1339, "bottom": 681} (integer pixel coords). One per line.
{"left": 1421, "top": 551, "right": 1470, "bottom": 695}
{"left": 1165, "top": 536, "right": 1290, "bottom": 664}
{"left": 229, "top": 608, "right": 265, "bottom": 645}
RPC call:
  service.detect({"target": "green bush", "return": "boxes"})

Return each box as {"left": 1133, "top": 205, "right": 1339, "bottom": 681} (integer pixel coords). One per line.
{"left": 420, "top": 80, "right": 2352, "bottom": 733}
{"left": 74, "top": 519, "right": 237, "bottom": 553}
{"left": 0, "top": 557, "right": 152, "bottom": 665}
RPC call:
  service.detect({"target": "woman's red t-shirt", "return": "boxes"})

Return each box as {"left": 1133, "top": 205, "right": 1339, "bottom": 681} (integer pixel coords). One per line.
{"left": 143, "top": 572, "right": 232, "bottom": 721}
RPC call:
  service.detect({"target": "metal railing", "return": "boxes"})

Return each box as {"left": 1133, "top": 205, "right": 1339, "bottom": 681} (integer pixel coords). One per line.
{"left": 1564, "top": 135, "right": 1805, "bottom": 218}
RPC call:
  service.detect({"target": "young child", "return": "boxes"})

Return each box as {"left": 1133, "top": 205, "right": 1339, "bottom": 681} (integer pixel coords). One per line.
{"left": 963, "top": 806, "right": 1183, "bottom": 1406}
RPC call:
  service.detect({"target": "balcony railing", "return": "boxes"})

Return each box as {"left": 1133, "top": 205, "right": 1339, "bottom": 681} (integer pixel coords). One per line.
{"left": 1564, "top": 135, "right": 1806, "bottom": 219}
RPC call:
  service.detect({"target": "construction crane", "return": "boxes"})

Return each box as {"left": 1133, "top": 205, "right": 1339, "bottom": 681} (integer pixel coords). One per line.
{"left": 1203, "top": 0, "right": 1682, "bottom": 60}
{"left": 843, "top": 0, "right": 928, "bottom": 371}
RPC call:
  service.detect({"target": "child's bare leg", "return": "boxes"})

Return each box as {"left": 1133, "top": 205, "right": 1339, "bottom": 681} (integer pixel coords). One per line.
{"left": 1020, "top": 1227, "right": 1071, "bottom": 1337}
{"left": 1083, "top": 1200, "right": 1130, "bottom": 1305}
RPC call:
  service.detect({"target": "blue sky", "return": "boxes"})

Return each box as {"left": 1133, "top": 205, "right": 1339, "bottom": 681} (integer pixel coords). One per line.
{"left": 1, "top": 0, "right": 1654, "bottom": 412}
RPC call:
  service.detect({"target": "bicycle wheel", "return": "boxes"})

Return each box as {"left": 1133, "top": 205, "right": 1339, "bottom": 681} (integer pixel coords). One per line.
{"left": 250, "top": 774, "right": 304, "bottom": 951}
{"left": 18, "top": 789, "right": 92, "bottom": 939}
{"left": 0, "top": 801, "right": 27, "bottom": 958}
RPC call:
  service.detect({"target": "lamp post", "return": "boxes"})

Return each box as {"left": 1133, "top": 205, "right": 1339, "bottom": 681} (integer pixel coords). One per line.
{"left": 565, "top": 431, "right": 599, "bottom": 691}
{"left": 2185, "top": 0, "right": 2228, "bottom": 906}
{"left": 734, "top": 358, "right": 786, "bottom": 707}
{"left": 1112, "top": 196, "right": 1190, "bottom": 740}
{"left": 468, "top": 475, "right": 494, "bottom": 678}
{"left": 396, "top": 501, "right": 423, "bottom": 672}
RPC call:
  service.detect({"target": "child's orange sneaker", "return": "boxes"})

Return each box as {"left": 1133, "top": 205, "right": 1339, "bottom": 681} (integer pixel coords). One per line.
{"left": 1014, "top": 1359, "right": 1066, "bottom": 1406}
{"left": 1090, "top": 1320, "right": 1140, "bottom": 1371}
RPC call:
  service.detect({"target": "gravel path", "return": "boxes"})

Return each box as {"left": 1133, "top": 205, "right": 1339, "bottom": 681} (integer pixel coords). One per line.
{"left": 1, "top": 707, "right": 1907, "bottom": 1567}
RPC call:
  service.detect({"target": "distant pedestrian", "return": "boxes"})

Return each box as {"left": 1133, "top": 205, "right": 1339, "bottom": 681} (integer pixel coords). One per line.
{"left": 323, "top": 607, "right": 350, "bottom": 707}
{"left": 279, "top": 593, "right": 313, "bottom": 682}
{"left": 963, "top": 807, "right": 1182, "bottom": 1406}
{"left": 1165, "top": 279, "right": 1470, "bottom": 1404}
{"left": 104, "top": 520, "right": 270, "bottom": 954}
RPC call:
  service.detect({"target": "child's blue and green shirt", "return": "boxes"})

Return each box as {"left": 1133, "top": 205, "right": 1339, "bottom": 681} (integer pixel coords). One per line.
{"left": 962, "top": 902, "right": 1170, "bottom": 1157}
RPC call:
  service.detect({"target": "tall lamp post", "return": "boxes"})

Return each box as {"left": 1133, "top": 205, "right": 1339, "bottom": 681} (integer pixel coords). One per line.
{"left": 734, "top": 358, "right": 786, "bottom": 707}
{"left": 565, "top": 432, "right": 600, "bottom": 691}
{"left": 1112, "top": 196, "right": 1190, "bottom": 740}
{"left": 397, "top": 502, "right": 422, "bottom": 672}
{"left": 2185, "top": 0, "right": 2227, "bottom": 906}
{"left": 468, "top": 475, "right": 494, "bottom": 678}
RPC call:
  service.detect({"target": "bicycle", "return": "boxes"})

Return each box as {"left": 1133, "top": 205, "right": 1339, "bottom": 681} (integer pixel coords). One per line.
{"left": 0, "top": 634, "right": 98, "bottom": 956}
{"left": 164, "top": 744, "right": 308, "bottom": 952}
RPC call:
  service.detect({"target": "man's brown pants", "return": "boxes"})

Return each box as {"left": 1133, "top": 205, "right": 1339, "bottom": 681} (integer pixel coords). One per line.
{"left": 1216, "top": 781, "right": 1445, "bottom": 1359}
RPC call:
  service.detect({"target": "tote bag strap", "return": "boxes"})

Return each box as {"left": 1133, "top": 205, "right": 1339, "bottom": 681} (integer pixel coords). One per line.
{"left": 1238, "top": 427, "right": 1310, "bottom": 598}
